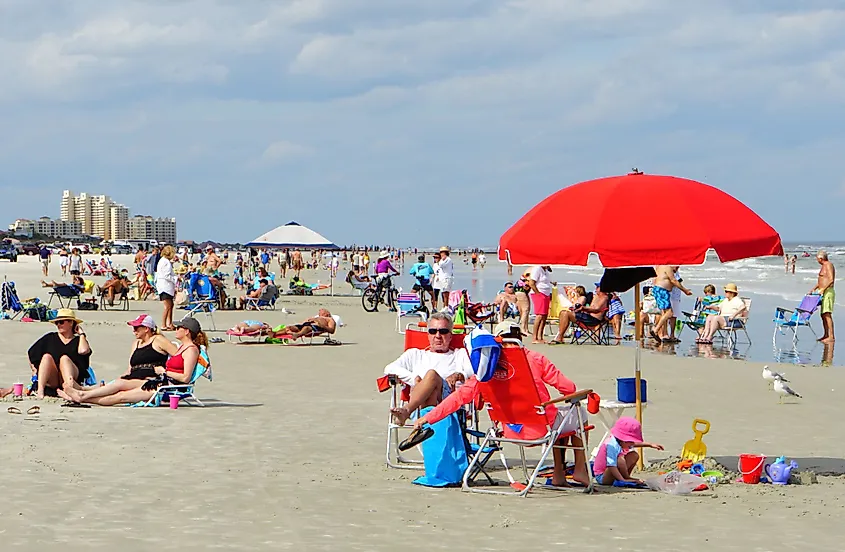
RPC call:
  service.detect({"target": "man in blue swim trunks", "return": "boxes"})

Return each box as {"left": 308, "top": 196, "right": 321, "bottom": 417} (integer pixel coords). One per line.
{"left": 651, "top": 265, "right": 691, "bottom": 342}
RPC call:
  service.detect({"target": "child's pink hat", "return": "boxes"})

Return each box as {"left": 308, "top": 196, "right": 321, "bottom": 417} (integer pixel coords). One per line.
{"left": 611, "top": 417, "right": 644, "bottom": 443}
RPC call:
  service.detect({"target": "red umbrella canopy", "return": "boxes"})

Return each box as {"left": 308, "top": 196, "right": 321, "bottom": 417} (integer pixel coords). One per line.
{"left": 499, "top": 172, "right": 783, "bottom": 267}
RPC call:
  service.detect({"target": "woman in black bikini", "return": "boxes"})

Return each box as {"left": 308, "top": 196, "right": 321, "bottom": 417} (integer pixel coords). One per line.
{"left": 59, "top": 314, "right": 177, "bottom": 405}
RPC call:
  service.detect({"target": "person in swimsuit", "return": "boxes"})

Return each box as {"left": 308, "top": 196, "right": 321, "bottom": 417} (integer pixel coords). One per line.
{"left": 58, "top": 314, "right": 177, "bottom": 404}
{"left": 650, "top": 265, "right": 691, "bottom": 342}
{"left": 284, "top": 309, "right": 338, "bottom": 340}
{"left": 812, "top": 250, "right": 836, "bottom": 343}
{"left": 27, "top": 308, "right": 92, "bottom": 398}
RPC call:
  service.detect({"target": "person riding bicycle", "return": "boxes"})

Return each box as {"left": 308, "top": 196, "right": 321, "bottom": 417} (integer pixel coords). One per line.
{"left": 375, "top": 251, "right": 399, "bottom": 287}
{"left": 408, "top": 254, "right": 435, "bottom": 306}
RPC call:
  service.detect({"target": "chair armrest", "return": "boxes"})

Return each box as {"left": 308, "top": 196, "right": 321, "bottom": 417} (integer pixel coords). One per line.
{"left": 775, "top": 307, "right": 793, "bottom": 315}
{"left": 541, "top": 388, "right": 592, "bottom": 407}
{"left": 794, "top": 308, "right": 811, "bottom": 314}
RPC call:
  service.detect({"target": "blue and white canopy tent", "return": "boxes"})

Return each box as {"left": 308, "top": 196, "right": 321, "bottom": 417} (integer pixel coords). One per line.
{"left": 245, "top": 221, "right": 340, "bottom": 294}
{"left": 245, "top": 221, "right": 339, "bottom": 249}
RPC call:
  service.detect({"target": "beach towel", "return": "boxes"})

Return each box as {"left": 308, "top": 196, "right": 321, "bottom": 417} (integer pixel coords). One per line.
{"left": 412, "top": 406, "right": 468, "bottom": 487}
{"left": 464, "top": 326, "right": 500, "bottom": 382}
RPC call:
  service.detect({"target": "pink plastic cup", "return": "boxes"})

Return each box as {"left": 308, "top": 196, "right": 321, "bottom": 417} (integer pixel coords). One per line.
{"left": 169, "top": 395, "right": 180, "bottom": 409}
{"left": 12, "top": 383, "right": 24, "bottom": 397}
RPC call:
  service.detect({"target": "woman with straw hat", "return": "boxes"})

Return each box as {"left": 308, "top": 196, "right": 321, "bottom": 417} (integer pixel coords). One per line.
{"left": 697, "top": 283, "right": 747, "bottom": 344}
{"left": 26, "top": 308, "right": 92, "bottom": 398}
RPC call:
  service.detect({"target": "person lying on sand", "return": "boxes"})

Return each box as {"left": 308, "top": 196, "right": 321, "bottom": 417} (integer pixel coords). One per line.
{"left": 383, "top": 312, "right": 473, "bottom": 427}
{"left": 413, "top": 321, "right": 592, "bottom": 487}
{"left": 283, "top": 309, "right": 337, "bottom": 340}
{"left": 60, "top": 317, "right": 208, "bottom": 406}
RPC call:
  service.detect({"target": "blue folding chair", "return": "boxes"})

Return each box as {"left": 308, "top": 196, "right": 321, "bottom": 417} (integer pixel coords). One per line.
{"left": 136, "top": 347, "right": 212, "bottom": 407}
{"left": 181, "top": 273, "right": 219, "bottom": 330}
{"left": 773, "top": 294, "right": 822, "bottom": 346}
{"left": 48, "top": 285, "right": 83, "bottom": 308}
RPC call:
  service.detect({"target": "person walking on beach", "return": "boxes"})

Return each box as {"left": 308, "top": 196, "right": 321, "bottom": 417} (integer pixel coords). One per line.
{"left": 811, "top": 250, "right": 835, "bottom": 343}
{"left": 39, "top": 244, "right": 51, "bottom": 277}
{"left": 650, "top": 266, "right": 691, "bottom": 342}
{"left": 155, "top": 245, "right": 178, "bottom": 331}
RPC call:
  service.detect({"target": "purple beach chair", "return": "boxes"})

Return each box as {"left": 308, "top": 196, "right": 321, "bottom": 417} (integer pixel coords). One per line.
{"left": 772, "top": 294, "right": 822, "bottom": 345}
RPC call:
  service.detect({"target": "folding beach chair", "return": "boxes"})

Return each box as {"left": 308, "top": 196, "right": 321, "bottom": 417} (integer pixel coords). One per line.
{"left": 48, "top": 285, "right": 83, "bottom": 308}
{"left": 181, "top": 273, "right": 219, "bottom": 330}
{"left": 464, "top": 342, "right": 594, "bottom": 497}
{"left": 570, "top": 308, "right": 611, "bottom": 345}
{"left": 395, "top": 292, "right": 428, "bottom": 333}
{"left": 244, "top": 285, "right": 279, "bottom": 311}
{"left": 715, "top": 297, "right": 752, "bottom": 348}
{"left": 460, "top": 291, "right": 496, "bottom": 330}
{"left": 136, "top": 346, "right": 212, "bottom": 407}
{"left": 381, "top": 324, "right": 467, "bottom": 469}
{"left": 680, "top": 296, "right": 723, "bottom": 339}
{"left": 773, "top": 294, "right": 822, "bottom": 346}
{"left": 1, "top": 279, "right": 24, "bottom": 320}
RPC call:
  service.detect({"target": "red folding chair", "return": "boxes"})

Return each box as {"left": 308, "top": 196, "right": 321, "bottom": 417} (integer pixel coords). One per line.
{"left": 378, "top": 324, "right": 467, "bottom": 469}
{"left": 465, "top": 342, "right": 594, "bottom": 496}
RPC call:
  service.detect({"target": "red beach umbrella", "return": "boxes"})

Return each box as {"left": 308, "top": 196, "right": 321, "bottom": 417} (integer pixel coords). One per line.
{"left": 498, "top": 172, "right": 783, "bottom": 266}
{"left": 498, "top": 171, "right": 783, "bottom": 466}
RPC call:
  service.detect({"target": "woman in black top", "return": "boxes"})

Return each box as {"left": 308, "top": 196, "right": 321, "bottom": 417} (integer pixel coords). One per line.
{"left": 58, "top": 314, "right": 177, "bottom": 405}
{"left": 27, "top": 309, "right": 92, "bottom": 398}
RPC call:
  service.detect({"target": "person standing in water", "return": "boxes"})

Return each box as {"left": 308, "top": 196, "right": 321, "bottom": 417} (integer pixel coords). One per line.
{"left": 811, "top": 250, "right": 835, "bottom": 343}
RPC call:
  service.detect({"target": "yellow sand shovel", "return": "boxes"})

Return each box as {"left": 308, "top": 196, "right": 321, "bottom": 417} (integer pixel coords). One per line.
{"left": 681, "top": 419, "right": 711, "bottom": 462}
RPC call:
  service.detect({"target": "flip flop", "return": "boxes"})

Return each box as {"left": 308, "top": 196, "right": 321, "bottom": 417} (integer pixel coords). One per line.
{"left": 7, "top": 406, "right": 21, "bottom": 415}
{"left": 398, "top": 426, "right": 434, "bottom": 451}
{"left": 26, "top": 406, "right": 40, "bottom": 415}
{"left": 649, "top": 330, "right": 662, "bottom": 342}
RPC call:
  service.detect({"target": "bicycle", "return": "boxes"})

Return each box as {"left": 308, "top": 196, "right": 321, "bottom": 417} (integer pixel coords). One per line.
{"left": 362, "top": 274, "right": 399, "bottom": 313}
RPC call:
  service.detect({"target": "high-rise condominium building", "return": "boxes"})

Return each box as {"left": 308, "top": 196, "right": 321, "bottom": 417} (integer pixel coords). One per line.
{"left": 126, "top": 215, "right": 177, "bottom": 244}
{"left": 60, "top": 190, "right": 128, "bottom": 240}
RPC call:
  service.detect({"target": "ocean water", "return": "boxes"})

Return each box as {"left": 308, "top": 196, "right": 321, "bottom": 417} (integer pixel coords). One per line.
{"left": 392, "top": 244, "right": 845, "bottom": 367}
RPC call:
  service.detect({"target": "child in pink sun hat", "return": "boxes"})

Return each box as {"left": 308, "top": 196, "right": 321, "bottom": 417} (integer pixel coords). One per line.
{"left": 594, "top": 417, "right": 664, "bottom": 486}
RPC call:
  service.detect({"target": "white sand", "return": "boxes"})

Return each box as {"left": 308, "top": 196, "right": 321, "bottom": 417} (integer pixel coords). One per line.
{"left": 1, "top": 254, "right": 843, "bottom": 551}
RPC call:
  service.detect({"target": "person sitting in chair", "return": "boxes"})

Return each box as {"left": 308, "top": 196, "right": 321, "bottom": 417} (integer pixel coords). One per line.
{"left": 238, "top": 279, "right": 278, "bottom": 309}
{"left": 413, "top": 321, "right": 592, "bottom": 487}
{"left": 493, "top": 282, "right": 521, "bottom": 323}
{"left": 284, "top": 308, "right": 338, "bottom": 340}
{"left": 696, "top": 283, "right": 746, "bottom": 344}
{"left": 550, "top": 283, "right": 609, "bottom": 344}
{"left": 101, "top": 270, "right": 130, "bottom": 306}
{"left": 383, "top": 312, "right": 474, "bottom": 427}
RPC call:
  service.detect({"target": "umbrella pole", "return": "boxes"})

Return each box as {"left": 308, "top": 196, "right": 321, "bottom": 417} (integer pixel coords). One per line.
{"left": 634, "top": 287, "right": 644, "bottom": 470}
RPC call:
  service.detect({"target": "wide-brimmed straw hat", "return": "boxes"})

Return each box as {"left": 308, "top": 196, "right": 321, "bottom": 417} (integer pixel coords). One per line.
{"left": 723, "top": 283, "right": 739, "bottom": 294}
{"left": 439, "top": 246, "right": 450, "bottom": 253}
{"left": 52, "top": 308, "right": 82, "bottom": 325}
{"left": 610, "top": 416, "right": 644, "bottom": 444}
{"left": 378, "top": 250, "right": 389, "bottom": 259}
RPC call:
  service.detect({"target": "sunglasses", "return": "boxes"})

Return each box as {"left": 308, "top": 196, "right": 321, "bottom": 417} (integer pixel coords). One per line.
{"left": 427, "top": 327, "right": 451, "bottom": 335}
{"left": 56, "top": 320, "right": 73, "bottom": 325}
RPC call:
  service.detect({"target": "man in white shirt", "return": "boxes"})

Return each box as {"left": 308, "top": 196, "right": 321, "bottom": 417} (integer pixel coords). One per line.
{"left": 528, "top": 265, "right": 554, "bottom": 343}
{"left": 384, "top": 312, "right": 473, "bottom": 425}
{"left": 435, "top": 246, "right": 454, "bottom": 308}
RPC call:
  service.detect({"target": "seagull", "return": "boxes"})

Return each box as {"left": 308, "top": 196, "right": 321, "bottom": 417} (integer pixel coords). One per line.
{"left": 762, "top": 365, "right": 788, "bottom": 388}
{"left": 773, "top": 376, "right": 802, "bottom": 403}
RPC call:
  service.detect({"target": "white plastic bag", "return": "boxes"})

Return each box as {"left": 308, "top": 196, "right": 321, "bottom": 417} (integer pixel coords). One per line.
{"left": 645, "top": 471, "right": 705, "bottom": 495}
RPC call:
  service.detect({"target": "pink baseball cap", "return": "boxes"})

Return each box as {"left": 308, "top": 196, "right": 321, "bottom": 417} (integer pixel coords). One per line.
{"left": 127, "top": 314, "right": 157, "bottom": 330}
{"left": 610, "top": 416, "right": 644, "bottom": 444}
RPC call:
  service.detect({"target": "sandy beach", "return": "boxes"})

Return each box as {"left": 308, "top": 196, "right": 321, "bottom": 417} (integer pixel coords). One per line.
{"left": 1, "top": 254, "right": 844, "bottom": 551}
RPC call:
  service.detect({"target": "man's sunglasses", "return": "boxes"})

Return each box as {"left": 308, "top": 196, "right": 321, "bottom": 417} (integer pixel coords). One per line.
{"left": 428, "top": 328, "right": 451, "bottom": 335}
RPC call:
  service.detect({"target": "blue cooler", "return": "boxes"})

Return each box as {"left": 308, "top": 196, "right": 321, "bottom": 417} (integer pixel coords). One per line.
{"left": 617, "top": 377, "right": 647, "bottom": 403}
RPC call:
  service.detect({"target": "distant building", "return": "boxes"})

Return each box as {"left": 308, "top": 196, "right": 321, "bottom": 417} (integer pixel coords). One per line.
{"left": 61, "top": 190, "right": 129, "bottom": 240}
{"left": 8, "top": 217, "right": 82, "bottom": 239}
{"left": 126, "top": 215, "right": 177, "bottom": 245}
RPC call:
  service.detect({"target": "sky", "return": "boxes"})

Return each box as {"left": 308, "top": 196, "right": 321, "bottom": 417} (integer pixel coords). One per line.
{"left": 0, "top": 1, "right": 843, "bottom": 247}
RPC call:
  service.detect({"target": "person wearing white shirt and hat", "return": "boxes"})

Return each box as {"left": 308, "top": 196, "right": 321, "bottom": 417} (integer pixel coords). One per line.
{"left": 434, "top": 246, "right": 454, "bottom": 309}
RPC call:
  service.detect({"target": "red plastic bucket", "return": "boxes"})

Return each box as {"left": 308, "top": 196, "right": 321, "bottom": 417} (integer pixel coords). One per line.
{"left": 738, "top": 454, "right": 766, "bottom": 484}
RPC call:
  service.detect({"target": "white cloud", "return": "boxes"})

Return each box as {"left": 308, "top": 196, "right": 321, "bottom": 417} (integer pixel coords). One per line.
{"left": 258, "top": 141, "right": 313, "bottom": 165}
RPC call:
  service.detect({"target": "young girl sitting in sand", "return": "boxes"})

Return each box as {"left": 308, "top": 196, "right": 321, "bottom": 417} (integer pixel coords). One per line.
{"left": 594, "top": 417, "right": 664, "bottom": 486}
